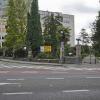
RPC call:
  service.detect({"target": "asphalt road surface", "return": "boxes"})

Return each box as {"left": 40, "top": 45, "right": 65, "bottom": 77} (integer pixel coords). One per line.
{"left": 0, "top": 61, "right": 100, "bottom": 100}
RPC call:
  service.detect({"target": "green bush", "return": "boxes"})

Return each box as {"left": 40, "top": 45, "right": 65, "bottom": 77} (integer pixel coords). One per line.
{"left": 0, "top": 48, "right": 3, "bottom": 56}
{"left": 36, "top": 52, "right": 56, "bottom": 59}
{"left": 5, "top": 48, "right": 13, "bottom": 57}
{"left": 14, "top": 48, "right": 27, "bottom": 58}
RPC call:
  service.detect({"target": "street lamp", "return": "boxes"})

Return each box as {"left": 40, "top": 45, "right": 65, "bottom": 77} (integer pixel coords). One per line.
{"left": 76, "top": 38, "right": 81, "bottom": 45}
{"left": 59, "top": 31, "right": 65, "bottom": 63}
{"left": 23, "top": 46, "right": 27, "bottom": 50}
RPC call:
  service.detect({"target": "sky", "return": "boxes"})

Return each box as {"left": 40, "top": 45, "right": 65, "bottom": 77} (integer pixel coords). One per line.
{"left": 39, "top": 0, "right": 100, "bottom": 37}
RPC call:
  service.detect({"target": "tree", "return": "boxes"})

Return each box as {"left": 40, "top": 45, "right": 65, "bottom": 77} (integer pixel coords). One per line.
{"left": 26, "top": 0, "right": 43, "bottom": 57}
{"left": 43, "top": 13, "right": 70, "bottom": 57}
{"left": 79, "top": 29, "right": 90, "bottom": 45}
{"left": 5, "top": 0, "right": 27, "bottom": 57}
{"left": 5, "top": 0, "right": 18, "bottom": 57}
{"left": 92, "top": 11, "right": 100, "bottom": 56}
{"left": 43, "top": 13, "right": 61, "bottom": 56}
{"left": 79, "top": 29, "right": 91, "bottom": 57}
{"left": 57, "top": 25, "right": 70, "bottom": 44}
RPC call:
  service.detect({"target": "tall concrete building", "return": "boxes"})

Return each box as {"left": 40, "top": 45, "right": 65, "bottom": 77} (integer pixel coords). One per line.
{"left": 0, "top": 0, "right": 75, "bottom": 48}
{"left": 39, "top": 11, "right": 75, "bottom": 47}
{"left": 0, "top": 0, "right": 7, "bottom": 48}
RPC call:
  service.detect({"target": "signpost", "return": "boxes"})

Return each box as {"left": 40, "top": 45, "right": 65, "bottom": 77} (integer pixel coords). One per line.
{"left": 60, "top": 42, "right": 64, "bottom": 63}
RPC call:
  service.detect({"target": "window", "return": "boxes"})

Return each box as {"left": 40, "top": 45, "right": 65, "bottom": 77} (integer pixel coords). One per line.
{"left": 2, "top": 36, "right": 4, "bottom": 39}
{"left": 63, "top": 18, "right": 70, "bottom": 24}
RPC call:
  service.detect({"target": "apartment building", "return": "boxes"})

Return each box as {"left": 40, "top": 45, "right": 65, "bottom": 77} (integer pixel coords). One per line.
{"left": 0, "top": 0, "right": 7, "bottom": 48}
{"left": 39, "top": 10, "right": 75, "bottom": 47}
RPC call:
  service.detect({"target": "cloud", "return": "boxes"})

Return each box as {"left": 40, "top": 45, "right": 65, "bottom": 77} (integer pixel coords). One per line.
{"left": 38, "top": 0, "right": 99, "bottom": 35}
{"left": 72, "top": 3, "right": 98, "bottom": 13}
{"left": 62, "top": 2, "right": 99, "bottom": 14}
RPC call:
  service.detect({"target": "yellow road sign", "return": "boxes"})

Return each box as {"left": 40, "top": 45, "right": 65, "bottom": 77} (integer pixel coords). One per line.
{"left": 44, "top": 46, "right": 51, "bottom": 52}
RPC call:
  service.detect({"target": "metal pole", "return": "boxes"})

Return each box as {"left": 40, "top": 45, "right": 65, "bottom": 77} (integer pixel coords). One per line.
{"left": 94, "top": 48, "right": 96, "bottom": 64}
{"left": 60, "top": 41, "right": 64, "bottom": 63}
{"left": 76, "top": 39, "right": 81, "bottom": 64}
{"left": 59, "top": 31, "right": 65, "bottom": 63}
{"left": 89, "top": 46, "right": 91, "bottom": 64}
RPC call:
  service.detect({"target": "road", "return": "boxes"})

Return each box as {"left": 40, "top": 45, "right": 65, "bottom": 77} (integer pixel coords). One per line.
{"left": 0, "top": 61, "right": 100, "bottom": 100}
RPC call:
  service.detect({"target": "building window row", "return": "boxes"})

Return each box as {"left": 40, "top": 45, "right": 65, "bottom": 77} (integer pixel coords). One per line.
{"left": 0, "top": 28, "right": 6, "bottom": 33}
{"left": 0, "top": 36, "right": 5, "bottom": 40}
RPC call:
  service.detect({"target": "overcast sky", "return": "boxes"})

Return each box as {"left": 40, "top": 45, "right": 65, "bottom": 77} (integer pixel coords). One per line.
{"left": 39, "top": 0, "right": 99, "bottom": 36}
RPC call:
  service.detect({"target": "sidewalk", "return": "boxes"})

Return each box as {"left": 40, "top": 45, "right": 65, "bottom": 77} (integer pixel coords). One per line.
{"left": 0, "top": 58, "right": 63, "bottom": 67}
{"left": 0, "top": 58, "right": 100, "bottom": 68}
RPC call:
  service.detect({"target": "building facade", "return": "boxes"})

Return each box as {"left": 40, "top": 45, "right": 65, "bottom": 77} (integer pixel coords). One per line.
{"left": 39, "top": 10, "right": 75, "bottom": 47}
{"left": 0, "top": 0, "right": 7, "bottom": 48}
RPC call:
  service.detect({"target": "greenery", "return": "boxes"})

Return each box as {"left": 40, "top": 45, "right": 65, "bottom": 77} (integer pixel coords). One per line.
{"left": 64, "top": 45, "right": 76, "bottom": 56}
{"left": 79, "top": 28, "right": 91, "bottom": 58}
{"left": 5, "top": 0, "right": 27, "bottom": 57}
{"left": 79, "top": 29, "right": 90, "bottom": 45}
{"left": 26, "top": 0, "right": 43, "bottom": 57}
{"left": 0, "top": 48, "right": 3, "bottom": 56}
{"left": 81, "top": 45, "right": 90, "bottom": 58}
{"left": 4, "top": 0, "right": 71, "bottom": 59}
{"left": 43, "top": 13, "right": 70, "bottom": 57}
{"left": 92, "top": 11, "right": 100, "bottom": 57}
{"left": 36, "top": 52, "right": 56, "bottom": 59}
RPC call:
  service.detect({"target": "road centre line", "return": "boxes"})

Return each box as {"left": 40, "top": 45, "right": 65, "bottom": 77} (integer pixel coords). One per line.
{"left": 86, "top": 77, "right": 100, "bottom": 79}
{"left": 21, "top": 71, "right": 37, "bottom": 73}
{"left": 0, "top": 71, "right": 9, "bottom": 73}
{"left": 0, "top": 83, "right": 21, "bottom": 85}
{"left": 2, "top": 92, "right": 33, "bottom": 95}
{"left": 62, "top": 90, "right": 90, "bottom": 93}
{"left": 7, "top": 79, "right": 25, "bottom": 81}
{"left": 46, "top": 78, "right": 64, "bottom": 80}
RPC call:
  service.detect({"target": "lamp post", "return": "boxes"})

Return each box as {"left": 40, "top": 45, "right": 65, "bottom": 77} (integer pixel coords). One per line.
{"left": 94, "top": 43, "right": 96, "bottom": 64}
{"left": 60, "top": 31, "right": 65, "bottom": 63}
{"left": 89, "top": 46, "right": 92, "bottom": 64}
{"left": 76, "top": 38, "right": 81, "bottom": 64}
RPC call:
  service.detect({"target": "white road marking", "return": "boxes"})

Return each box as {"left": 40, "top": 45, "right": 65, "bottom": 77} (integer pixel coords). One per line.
{"left": 52, "top": 71, "right": 67, "bottom": 73}
{"left": 21, "top": 71, "right": 38, "bottom": 74}
{"left": 49, "top": 84, "right": 53, "bottom": 87}
{"left": 0, "top": 71, "right": 9, "bottom": 73}
{"left": 46, "top": 78, "right": 64, "bottom": 80}
{"left": 2, "top": 65, "right": 11, "bottom": 68}
{"left": 12, "top": 66, "right": 28, "bottom": 68}
{"left": 62, "top": 90, "right": 90, "bottom": 93}
{"left": 0, "top": 83, "right": 21, "bottom": 85}
{"left": 2, "top": 92, "right": 33, "bottom": 95}
{"left": 7, "top": 79, "right": 25, "bottom": 81}
{"left": 86, "top": 77, "right": 100, "bottom": 79}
